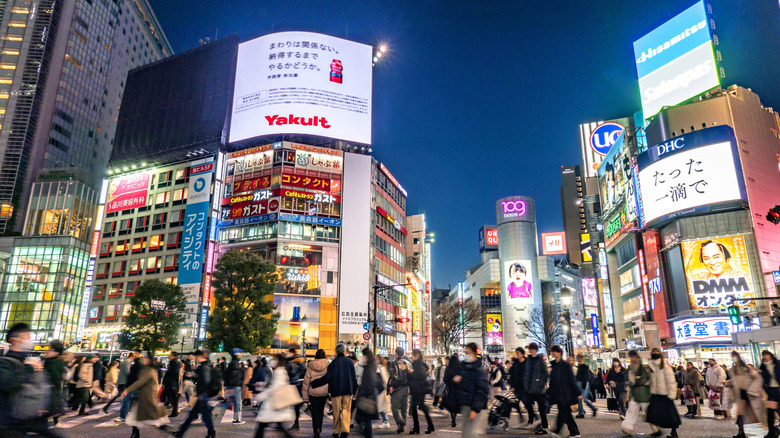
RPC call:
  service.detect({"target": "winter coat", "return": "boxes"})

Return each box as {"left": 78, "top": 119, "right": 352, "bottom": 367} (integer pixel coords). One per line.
{"left": 627, "top": 363, "right": 652, "bottom": 403}
{"left": 285, "top": 355, "right": 305, "bottom": 388}
{"left": 92, "top": 360, "right": 104, "bottom": 382}
{"left": 728, "top": 365, "right": 766, "bottom": 426}
{"left": 355, "top": 361, "right": 384, "bottom": 420}
{"left": 106, "top": 366, "right": 119, "bottom": 385}
{"left": 683, "top": 367, "right": 702, "bottom": 394}
{"left": 311, "top": 354, "right": 357, "bottom": 397}
{"left": 301, "top": 358, "right": 329, "bottom": 400}
{"left": 508, "top": 359, "right": 526, "bottom": 394}
{"left": 548, "top": 358, "right": 580, "bottom": 406}
{"left": 162, "top": 359, "right": 181, "bottom": 391}
{"left": 409, "top": 358, "right": 430, "bottom": 395}
{"left": 607, "top": 366, "right": 627, "bottom": 393}
{"left": 434, "top": 365, "right": 445, "bottom": 391}
{"left": 647, "top": 359, "right": 676, "bottom": 399}
{"left": 243, "top": 365, "right": 253, "bottom": 400}
{"left": 75, "top": 362, "right": 93, "bottom": 388}
{"left": 249, "top": 364, "right": 272, "bottom": 393}
{"left": 377, "top": 364, "right": 391, "bottom": 413}
{"left": 575, "top": 363, "right": 592, "bottom": 389}
{"left": 256, "top": 368, "right": 296, "bottom": 423}
{"left": 127, "top": 358, "right": 144, "bottom": 387}
{"left": 117, "top": 357, "right": 133, "bottom": 386}
{"left": 44, "top": 355, "right": 66, "bottom": 416}
{"left": 705, "top": 363, "right": 727, "bottom": 389}
{"left": 0, "top": 350, "right": 39, "bottom": 427}
{"left": 454, "top": 359, "right": 490, "bottom": 413}
{"left": 523, "top": 355, "right": 548, "bottom": 395}
{"left": 195, "top": 360, "right": 212, "bottom": 396}
{"left": 759, "top": 358, "right": 780, "bottom": 393}
{"left": 490, "top": 365, "right": 506, "bottom": 388}
{"left": 225, "top": 358, "right": 244, "bottom": 388}
{"left": 124, "top": 366, "right": 167, "bottom": 422}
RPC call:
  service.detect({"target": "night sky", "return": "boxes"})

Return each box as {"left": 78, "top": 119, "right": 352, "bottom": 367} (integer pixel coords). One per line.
{"left": 148, "top": 0, "right": 780, "bottom": 289}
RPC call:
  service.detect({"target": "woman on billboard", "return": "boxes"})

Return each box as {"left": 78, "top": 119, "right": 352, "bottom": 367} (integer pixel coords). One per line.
{"left": 507, "top": 263, "right": 532, "bottom": 299}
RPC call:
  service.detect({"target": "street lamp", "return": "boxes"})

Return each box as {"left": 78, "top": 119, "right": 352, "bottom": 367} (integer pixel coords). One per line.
{"left": 301, "top": 316, "right": 309, "bottom": 359}
{"left": 560, "top": 287, "right": 574, "bottom": 357}
{"left": 180, "top": 328, "right": 188, "bottom": 354}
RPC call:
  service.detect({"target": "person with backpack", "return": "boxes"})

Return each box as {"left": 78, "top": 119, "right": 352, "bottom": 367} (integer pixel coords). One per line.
{"left": 225, "top": 348, "right": 246, "bottom": 425}
{"left": 388, "top": 347, "right": 411, "bottom": 434}
{"left": 0, "top": 323, "right": 58, "bottom": 437}
{"left": 408, "top": 349, "right": 435, "bottom": 434}
{"left": 172, "top": 349, "right": 218, "bottom": 438}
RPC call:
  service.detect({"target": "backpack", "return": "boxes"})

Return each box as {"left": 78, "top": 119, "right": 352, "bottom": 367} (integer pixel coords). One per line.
{"left": 207, "top": 364, "right": 223, "bottom": 397}
{"left": 0, "top": 356, "right": 52, "bottom": 420}
{"left": 394, "top": 358, "right": 410, "bottom": 387}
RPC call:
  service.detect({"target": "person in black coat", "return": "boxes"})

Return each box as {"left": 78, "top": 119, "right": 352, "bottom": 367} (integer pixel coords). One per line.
{"left": 311, "top": 343, "right": 357, "bottom": 438}
{"left": 173, "top": 350, "right": 216, "bottom": 438}
{"left": 760, "top": 350, "right": 780, "bottom": 438}
{"left": 547, "top": 345, "right": 581, "bottom": 438}
{"left": 606, "top": 358, "right": 628, "bottom": 416}
{"left": 163, "top": 352, "right": 182, "bottom": 417}
{"left": 508, "top": 347, "right": 527, "bottom": 426}
{"left": 523, "top": 343, "right": 549, "bottom": 432}
{"left": 408, "top": 349, "right": 434, "bottom": 434}
{"left": 441, "top": 354, "right": 460, "bottom": 427}
{"left": 453, "top": 343, "right": 490, "bottom": 435}
{"left": 355, "top": 348, "right": 384, "bottom": 438}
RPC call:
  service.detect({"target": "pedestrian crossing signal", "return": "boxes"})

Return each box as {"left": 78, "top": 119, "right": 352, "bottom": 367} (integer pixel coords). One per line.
{"left": 727, "top": 305, "right": 741, "bottom": 325}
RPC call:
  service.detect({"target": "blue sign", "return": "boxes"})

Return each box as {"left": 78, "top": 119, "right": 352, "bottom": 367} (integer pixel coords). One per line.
{"left": 279, "top": 213, "right": 342, "bottom": 227}
{"left": 362, "top": 322, "right": 371, "bottom": 331}
{"left": 179, "top": 164, "right": 213, "bottom": 286}
{"left": 590, "top": 122, "right": 625, "bottom": 156}
{"left": 591, "top": 314, "right": 600, "bottom": 348}
{"left": 384, "top": 323, "right": 393, "bottom": 332}
{"left": 218, "top": 213, "right": 277, "bottom": 229}
{"left": 199, "top": 307, "right": 208, "bottom": 340}
{"left": 773, "top": 271, "right": 780, "bottom": 285}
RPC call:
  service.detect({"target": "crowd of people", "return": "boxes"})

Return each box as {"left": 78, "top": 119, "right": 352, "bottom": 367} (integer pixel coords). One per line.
{"left": 3, "top": 320, "right": 780, "bottom": 438}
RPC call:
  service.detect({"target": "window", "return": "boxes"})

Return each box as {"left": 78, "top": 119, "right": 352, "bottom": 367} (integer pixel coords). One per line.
{"left": 89, "top": 306, "right": 102, "bottom": 321}
{"left": 155, "top": 191, "right": 170, "bottom": 205}
{"left": 118, "top": 218, "right": 132, "bottom": 235}
{"left": 158, "top": 171, "right": 172, "bottom": 187}
{"left": 103, "top": 220, "right": 116, "bottom": 236}
{"left": 174, "top": 168, "right": 186, "bottom": 182}
{"left": 99, "top": 241, "right": 112, "bottom": 257}
{"left": 152, "top": 212, "right": 167, "bottom": 229}
{"left": 164, "top": 254, "right": 178, "bottom": 271}
{"left": 150, "top": 234, "right": 164, "bottom": 251}
{"left": 146, "top": 256, "right": 161, "bottom": 273}
{"left": 96, "top": 262, "right": 109, "bottom": 279}
{"left": 170, "top": 209, "right": 185, "bottom": 226}
{"left": 105, "top": 305, "right": 118, "bottom": 321}
{"left": 135, "top": 215, "right": 149, "bottom": 232}
{"left": 109, "top": 283, "right": 122, "bottom": 298}
{"left": 173, "top": 187, "right": 187, "bottom": 204}
{"left": 167, "top": 231, "right": 182, "bottom": 248}
{"left": 125, "top": 281, "right": 139, "bottom": 296}
{"left": 132, "top": 237, "right": 147, "bottom": 253}
{"left": 115, "top": 239, "right": 129, "bottom": 255}
{"left": 128, "top": 258, "right": 142, "bottom": 275}
{"left": 93, "top": 283, "right": 106, "bottom": 299}
{"left": 112, "top": 260, "right": 125, "bottom": 277}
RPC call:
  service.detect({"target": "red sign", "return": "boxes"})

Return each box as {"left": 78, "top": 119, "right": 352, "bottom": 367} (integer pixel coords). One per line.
{"left": 190, "top": 163, "right": 214, "bottom": 174}
{"left": 90, "top": 231, "right": 100, "bottom": 258}
{"left": 362, "top": 332, "right": 371, "bottom": 341}
{"left": 486, "top": 228, "right": 498, "bottom": 246}
{"left": 106, "top": 172, "right": 152, "bottom": 213}
{"left": 232, "top": 176, "right": 272, "bottom": 194}
{"left": 541, "top": 232, "right": 567, "bottom": 255}
{"left": 228, "top": 199, "right": 270, "bottom": 219}
{"left": 281, "top": 173, "right": 331, "bottom": 191}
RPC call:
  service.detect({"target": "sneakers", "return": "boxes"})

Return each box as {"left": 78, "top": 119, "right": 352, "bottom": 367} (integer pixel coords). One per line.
{"left": 568, "top": 435, "right": 582, "bottom": 438}
{"left": 232, "top": 420, "right": 245, "bottom": 425}
{"left": 534, "top": 429, "right": 548, "bottom": 436}
{"left": 378, "top": 422, "right": 390, "bottom": 429}
{"left": 575, "top": 413, "right": 585, "bottom": 418}
{"left": 592, "top": 408, "right": 598, "bottom": 417}
{"left": 114, "top": 418, "right": 125, "bottom": 423}
{"left": 621, "top": 428, "right": 634, "bottom": 437}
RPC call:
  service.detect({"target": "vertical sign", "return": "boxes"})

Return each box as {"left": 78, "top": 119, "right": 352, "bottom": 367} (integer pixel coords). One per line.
{"left": 591, "top": 314, "right": 601, "bottom": 347}
{"left": 180, "top": 162, "right": 214, "bottom": 307}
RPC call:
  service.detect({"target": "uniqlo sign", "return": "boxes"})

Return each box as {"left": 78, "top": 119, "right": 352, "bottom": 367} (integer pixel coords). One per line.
{"left": 541, "top": 232, "right": 567, "bottom": 255}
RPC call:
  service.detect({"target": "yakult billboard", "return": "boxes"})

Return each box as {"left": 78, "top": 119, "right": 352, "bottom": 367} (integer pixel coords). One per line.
{"left": 230, "top": 32, "right": 373, "bottom": 144}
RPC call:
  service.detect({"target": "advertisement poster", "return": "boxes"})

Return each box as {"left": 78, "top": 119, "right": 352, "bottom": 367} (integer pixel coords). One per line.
{"left": 503, "top": 260, "right": 534, "bottom": 304}
{"left": 274, "top": 265, "right": 322, "bottom": 295}
{"left": 582, "top": 278, "right": 598, "bottom": 307}
{"left": 541, "top": 232, "right": 567, "bottom": 255}
{"left": 673, "top": 316, "right": 757, "bottom": 344}
{"left": 272, "top": 323, "right": 319, "bottom": 350}
{"left": 681, "top": 235, "right": 755, "bottom": 309}
{"left": 597, "top": 134, "right": 638, "bottom": 220}
{"left": 230, "top": 31, "right": 373, "bottom": 144}
{"left": 106, "top": 171, "right": 152, "bottom": 213}
{"left": 486, "top": 314, "right": 503, "bottom": 345}
{"left": 179, "top": 162, "right": 213, "bottom": 305}
{"left": 274, "top": 295, "right": 320, "bottom": 323}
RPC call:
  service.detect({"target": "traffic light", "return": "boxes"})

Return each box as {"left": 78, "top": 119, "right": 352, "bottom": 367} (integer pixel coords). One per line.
{"left": 395, "top": 317, "right": 410, "bottom": 324}
{"left": 727, "top": 305, "right": 741, "bottom": 325}
{"left": 771, "top": 303, "right": 780, "bottom": 326}
{"left": 767, "top": 205, "right": 780, "bottom": 225}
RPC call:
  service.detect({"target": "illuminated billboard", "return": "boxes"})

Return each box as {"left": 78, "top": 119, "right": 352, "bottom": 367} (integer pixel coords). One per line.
{"left": 681, "top": 235, "right": 756, "bottom": 310}
{"left": 502, "top": 260, "right": 534, "bottom": 305}
{"left": 106, "top": 171, "right": 152, "bottom": 213}
{"left": 579, "top": 118, "right": 632, "bottom": 178}
{"left": 633, "top": 1, "right": 719, "bottom": 118}
{"left": 541, "top": 232, "right": 567, "bottom": 255}
{"left": 636, "top": 126, "right": 746, "bottom": 225}
{"left": 597, "top": 133, "right": 639, "bottom": 219}
{"left": 673, "top": 316, "right": 757, "bottom": 345}
{"left": 478, "top": 226, "right": 498, "bottom": 252}
{"left": 230, "top": 32, "right": 373, "bottom": 144}
{"left": 486, "top": 314, "right": 503, "bottom": 345}
{"left": 582, "top": 278, "right": 598, "bottom": 308}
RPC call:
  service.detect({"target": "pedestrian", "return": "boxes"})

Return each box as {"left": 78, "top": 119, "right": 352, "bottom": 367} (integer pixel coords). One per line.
{"left": 162, "top": 352, "right": 182, "bottom": 418}
{"left": 452, "top": 342, "right": 490, "bottom": 438}
{"left": 249, "top": 357, "right": 273, "bottom": 401}
{"left": 284, "top": 348, "right": 304, "bottom": 431}
{"left": 489, "top": 360, "right": 506, "bottom": 399}
{"left": 122, "top": 354, "right": 170, "bottom": 438}
{"left": 0, "top": 323, "right": 61, "bottom": 437}
{"left": 607, "top": 358, "right": 628, "bottom": 418}
{"left": 596, "top": 368, "right": 607, "bottom": 398}
{"left": 171, "top": 349, "right": 217, "bottom": 438}
{"left": 621, "top": 350, "right": 653, "bottom": 437}
{"left": 645, "top": 348, "right": 680, "bottom": 438}
{"left": 508, "top": 347, "right": 527, "bottom": 426}
{"left": 523, "top": 342, "right": 549, "bottom": 435}
{"left": 388, "top": 346, "right": 411, "bottom": 433}
{"left": 546, "top": 345, "right": 581, "bottom": 438}
{"left": 90, "top": 354, "right": 108, "bottom": 403}
{"left": 705, "top": 358, "right": 728, "bottom": 419}
{"left": 254, "top": 354, "right": 298, "bottom": 438}
{"left": 760, "top": 350, "right": 780, "bottom": 438}
{"left": 354, "top": 348, "right": 384, "bottom": 438}
{"left": 728, "top": 351, "right": 765, "bottom": 438}
{"left": 68, "top": 356, "right": 84, "bottom": 410}
{"left": 75, "top": 354, "right": 95, "bottom": 415}
{"left": 442, "top": 354, "right": 460, "bottom": 427}
{"left": 432, "top": 358, "right": 445, "bottom": 408}
{"left": 105, "top": 360, "right": 120, "bottom": 399}
{"left": 683, "top": 361, "right": 703, "bottom": 418}
{"left": 182, "top": 353, "right": 197, "bottom": 405}
{"left": 376, "top": 355, "right": 392, "bottom": 429}
{"left": 224, "top": 348, "right": 246, "bottom": 425}
{"left": 104, "top": 352, "right": 136, "bottom": 413}
{"left": 310, "top": 343, "right": 358, "bottom": 438}
{"left": 408, "top": 349, "right": 435, "bottom": 434}
{"left": 575, "top": 353, "right": 597, "bottom": 418}
{"left": 302, "top": 349, "right": 329, "bottom": 438}
{"left": 117, "top": 350, "right": 145, "bottom": 422}
{"left": 243, "top": 360, "right": 253, "bottom": 406}
{"left": 44, "top": 340, "right": 67, "bottom": 427}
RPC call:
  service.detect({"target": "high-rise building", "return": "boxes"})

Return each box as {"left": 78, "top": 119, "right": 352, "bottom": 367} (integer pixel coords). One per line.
{"left": 560, "top": 165, "right": 586, "bottom": 266}
{"left": 405, "top": 213, "right": 433, "bottom": 353}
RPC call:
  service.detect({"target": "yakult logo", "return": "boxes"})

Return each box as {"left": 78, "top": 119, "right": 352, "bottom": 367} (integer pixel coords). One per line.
{"left": 265, "top": 114, "right": 331, "bottom": 129}
{"left": 502, "top": 200, "right": 526, "bottom": 217}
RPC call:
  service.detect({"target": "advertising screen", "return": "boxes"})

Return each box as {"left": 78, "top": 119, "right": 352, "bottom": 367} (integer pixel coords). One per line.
{"left": 486, "top": 314, "right": 503, "bottom": 345}
{"left": 633, "top": 1, "right": 719, "bottom": 118}
{"left": 230, "top": 32, "right": 373, "bottom": 144}
{"left": 681, "top": 235, "right": 756, "bottom": 310}
{"left": 582, "top": 278, "right": 598, "bottom": 307}
{"left": 106, "top": 171, "right": 152, "bottom": 213}
{"left": 636, "top": 126, "right": 745, "bottom": 225}
{"left": 597, "top": 134, "right": 639, "bottom": 220}
{"left": 503, "top": 260, "right": 534, "bottom": 305}
{"left": 478, "top": 226, "right": 498, "bottom": 252}
{"left": 673, "top": 316, "right": 757, "bottom": 344}
{"left": 541, "top": 232, "right": 567, "bottom": 255}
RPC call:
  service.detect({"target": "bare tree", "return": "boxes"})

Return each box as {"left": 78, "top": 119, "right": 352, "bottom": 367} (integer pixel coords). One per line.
{"left": 432, "top": 300, "right": 483, "bottom": 356}
{"left": 519, "top": 303, "right": 565, "bottom": 353}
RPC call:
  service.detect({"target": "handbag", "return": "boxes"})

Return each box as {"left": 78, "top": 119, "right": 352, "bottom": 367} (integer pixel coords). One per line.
{"left": 271, "top": 384, "right": 303, "bottom": 410}
{"left": 355, "top": 395, "right": 378, "bottom": 415}
{"left": 708, "top": 389, "right": 722, "bottom": 409}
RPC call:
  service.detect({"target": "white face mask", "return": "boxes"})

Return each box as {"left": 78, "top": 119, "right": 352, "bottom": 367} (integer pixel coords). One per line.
{"left": 465, "top": 354, "right": 478, "bottom": 363}
{"left": 359, "top": 357, "right": 367, "bottom": 365}
{"left": 269, "top": 360, "right": 278, "bottom": 369}
{"left": 20, "top": 338, "right": 33, "bottom": 351}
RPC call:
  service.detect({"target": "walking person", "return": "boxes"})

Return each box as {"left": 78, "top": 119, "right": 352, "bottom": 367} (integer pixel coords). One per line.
{"left": 508, "top": 347, "right": 527, "bottom": 426}
{"left": 523, "top": 342, "right": 549, "bottom": 435}
{"left": 310, "top": 343, "right": 358, "bottom": 438}
{"left": 225, "top": 348, "right": 246, "bottom": 425}
{"left": 122, "top": 354, "right": 170, "bottom": 438}
{"left": 162, "top": 352, "right": 182, "bottom": 418}
{"left": 376, "top": 355, "right": 392, "bottom": 429}
{"left": 596, "top": 368, "right": 607, "bottom": 398}
{"left": 645, "top": 348, "right": 681, "bottom": 438}
{"left": 243, "top": 360, "right": 253, "bottom": 406}
{"left": 546, "top": 345, "right": 582, "bottom": 438}
{"left": 621, "top": 350, "right": 653, "bottom": 437}
{"left": 388, "top": 347, "right": 412, "bottom": 433}
{"left": 489, "top": 360, "right": 506, "bottom": 399}
{"left": 254, "top": 354, "right": 299, "bottom": 438}
{"left": 302, "top": 349, "right": 329, "bottom": 438}
{"left": 90, "top": 354, "right": 109, "bottom": 403}
{"left": 172, "top": 349, "right": 217, "bottom": 438}
{"left": 105, "top": 360, "right": 120, "bottom": 399}
{"left": 575, "top": 353, "right": 597, "bottom": 418}
{"left": 452, "top": 343, "right": 490, "bottom": 438}
{"left": 354, "top": 348, "right": 384, "bottom": 438}
{"left": 760, "top": 350, "right": 780, "bottom": 438}
{"left": 706, "top": 358, "right": 728, "bottom": 419}
{"left": 683, "top": 361, "right": 703, "bottom": 418}
{"left": 104, "top": 352, "right": 136, "bottom": 413}
{"left": 75, "top": 354, "right": 95, "bottom": 415}
{"left": 607, "top": 358, "right": 628, "bottom": 418}
{"left": 284, "top": 348, "right": 305, "bottom": 431}
{"left": 432, "top": 358, "right": 445, "bottom": 409}
{"left": 442, "top": 354, "right": 460, "bottom": 428}
{"left": 44, "top": 340, "right": 67, "bottom": 427}
{"left": 408, "top": 349, "right": 435, "bottom": 434}
{"left": 728, "top": 351, "right": 765, "bottom": 438}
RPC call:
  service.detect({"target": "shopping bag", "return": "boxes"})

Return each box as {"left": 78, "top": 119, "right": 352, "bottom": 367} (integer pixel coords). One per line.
{"left": 708, "top": 389, "right": 721, "bottom": 409}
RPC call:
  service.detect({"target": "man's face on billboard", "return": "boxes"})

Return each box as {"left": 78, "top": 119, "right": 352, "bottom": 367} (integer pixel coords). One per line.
{"left": 702, "top": 243, "right": 727, "bottom": 275}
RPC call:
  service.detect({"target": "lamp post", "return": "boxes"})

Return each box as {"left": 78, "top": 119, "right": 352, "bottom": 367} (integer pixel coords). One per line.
{"left": 301, "top": 316, "right": 309, "bottom": 359}
{"left": 180, "top": 328, "right": 187, "bottom": 354}
{"left": 560, "top": 287, "right": 573, "bottom": 357}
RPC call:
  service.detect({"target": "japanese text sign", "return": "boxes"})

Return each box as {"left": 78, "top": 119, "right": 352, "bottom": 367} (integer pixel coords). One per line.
{"left": 673, "top": 316, "right": 757, "bottom": 344}
{"left": 486, "top": 314, "right": 503, "bottom": 345}
{"left": 179, "top": 162, "right": 213, "bottom": 303}
{"left": 106, "top": 171, "right": 152, "bottom": 213}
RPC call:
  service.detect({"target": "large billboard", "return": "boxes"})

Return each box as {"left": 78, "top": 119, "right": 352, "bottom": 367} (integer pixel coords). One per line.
{"left": 478, "top": 226, "right": 498, "bottom": 252}
{"left": 681, "top": 235, "right": 756, "bottom": 310}
{"left": 230, "top": 32, "right": 373, "bottom": 144}
{"left": 582, "top": 278, "right": 598, "bottom": 308}
{"left": 634, "top": 1, "right": 719, "bottom": 118}
{"left": 502, "top": 260, "right": 534, "bottom": 305}
{"left": 636, "top": 126, "right": 746, "bottom": 225}
{"left": 597, "top": 133, "right": 639, "bottom": 220}
{"left": 579, "top": 118, "right": 631, "bottom": 178}
{"left": 673, "top": 316, "right": 757, "bottom": 344}
{"left": 179, "top": 162, "right": 214, "bottom": 304}
{"left": 486, "top": 314, "right": 503, "bottom": 345}
{"left": 106, "top": 171, "right": 152, "bottom": 213}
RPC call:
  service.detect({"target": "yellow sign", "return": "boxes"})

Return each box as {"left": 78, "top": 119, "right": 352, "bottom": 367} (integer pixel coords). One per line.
{"left": 681, "top": 235, "right": 755, "bottom": 310}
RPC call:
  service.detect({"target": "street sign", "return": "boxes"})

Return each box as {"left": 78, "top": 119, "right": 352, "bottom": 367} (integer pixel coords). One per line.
{"left": 362, "top": 332, "right": 371, "bottom": 341}
{"left": 362, "top": 322, "right": 371, "bottom": 331}
{"left": 151, "top": 300, "right": 166, "bottom": 311}
{"left": 773, "top": 270, "right": 780, "bottom": 284}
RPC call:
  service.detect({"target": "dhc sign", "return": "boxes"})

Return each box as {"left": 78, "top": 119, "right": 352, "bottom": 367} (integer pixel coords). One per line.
{"left": 590, "top": 122, "right": 625, "bottom": 156}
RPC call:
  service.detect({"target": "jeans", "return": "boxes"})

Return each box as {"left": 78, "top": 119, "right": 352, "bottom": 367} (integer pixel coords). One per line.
{"left": 182, "top": 380, "right": 195, "bottom": 403}
{"left": 410, "top": 393, "right": 433, "bottom": 431}
{"left": 309, "top": 395, "right": 328, "bottom": 432}
{"left": 526, "top": 393, "right": 548, "bottom": 429}
{"left": 119, "top": 391, "right": 135, "bottom": 420}
{"left": 390, "top": 386, "right": 409, "bottom": 428}
{"left": 613, "top": 387, "right": 627, "bottom": 415}
{"left": 178, "top": 394, "right": 216, "bottom": 435}
{"left": 229, "top": 386, "right": 242, "bottom": 421}
{"left": 553, "top": 401, "right": 580, "bottom": 436}
{"left": 578, "top": 382, "right": 597, "bottom": 415}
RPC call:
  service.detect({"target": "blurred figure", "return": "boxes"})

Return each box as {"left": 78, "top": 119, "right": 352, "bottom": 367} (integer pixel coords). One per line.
{"left": 354, "top": 348, "right": 384, "bottom": 438}
{"left": 575, "top": 353, "right": 597, "bottom": 418}
{"left": 172, "top": 349, "right": 216, "bottom": 438}
{"left": 442, "top": 354, "right": 460, "bottom": 427}
{"left": 254, "top": 354, "right": 296, "bottom": 438}
{"left": 728, "top": 351, "right": 765, "bottom": 438}
{"left": 162, "top": 352, "right": 182, "bottom": 418}
{"left": 546, "top": 345, "right": 581, "bottom": 438}
{"left": 621, "top": 350, "right": 653, "bottom": 437}
{"left": 683, "top": 361, "right": 703, "bottom": 418}
{"left": 44, "top": 340, "right": 67, "bottom": 426}
{"left": 432, "top": 358, "right": 445, "bottom": 409}
{"left": 122, "top": 355, "right": 169, "bottom": 438}
{"left": 760, "top": 350, "right": 780, "bottom": 438}
{"left": 376, "top": 355, "right": 392, "bottom": 429}
{"left": 302, "top": 349, "right": 329, "bottom": 438}
{"left": 225, "top": 348, "right": 245, "bottom": 425}
{"left": 646, "top": 348, "right": 680, "bottom": 438}
{"left": 284, "top": 348, "right": 304, "bottom": 431}
{"left": 243, "top": 360, "right": 253, "bottom": 406}
{"left": 453, "top": 343, "right": 490, "bottom": 438}
{"left": 105, "top": 360, "right": 120, "bottom": 399}
{"left": 104, "top": 351, "right": 135, "bottom": 413}
{"left": 311, "top": 343, "right": 358, "bottom": 438}
{"left": 607, "top": 358, "right": 628, "bottom": 418}
{"left": 408, "top": 349, "right": 434, "bottom": 434}
{"left": 75, "top": 354, "right": 95, "bottom": 415}
{"left": 388, "top": 347, "right": 411, "bottom": 434}
{"left": 523, "top": 342, "right": 549, "bottom": 434}
{"left": 706, "top": 358, "right": 728, "bottom": 419}
{"left": 90, "top": 354, "right": 108, "bottom": 402}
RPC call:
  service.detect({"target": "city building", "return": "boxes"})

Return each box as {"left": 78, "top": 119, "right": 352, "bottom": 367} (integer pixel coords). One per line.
{"left": 405, "top": 213, "right": 433, "bottom": 353}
